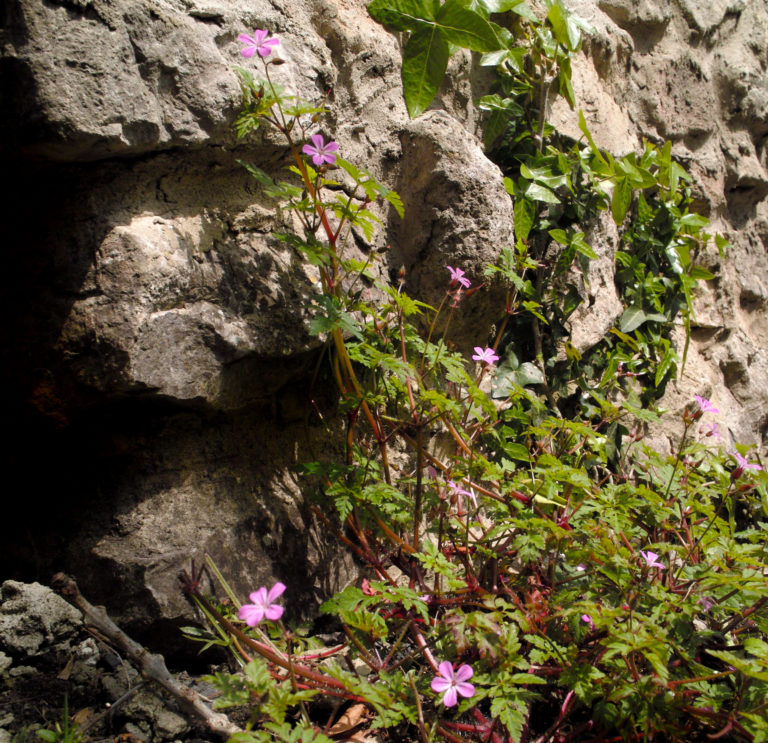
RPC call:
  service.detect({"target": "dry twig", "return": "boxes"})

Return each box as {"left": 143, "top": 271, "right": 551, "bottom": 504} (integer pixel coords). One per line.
{"left": 51, "top": 572, "right": 242, "bottom": 739}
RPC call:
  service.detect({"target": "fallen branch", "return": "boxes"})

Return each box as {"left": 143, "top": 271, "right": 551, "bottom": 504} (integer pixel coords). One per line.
{"left": 50, "top": 572, "right": 242, "bottom": 739}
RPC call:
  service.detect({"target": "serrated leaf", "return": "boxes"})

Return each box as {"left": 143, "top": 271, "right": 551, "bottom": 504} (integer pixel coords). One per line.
{"left": 503, "top": 442, "right": 531, "bottom": 460}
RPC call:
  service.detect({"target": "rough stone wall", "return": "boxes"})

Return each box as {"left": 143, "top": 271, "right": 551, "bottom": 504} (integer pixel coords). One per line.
{"left": 1, "top": 0, "right": 767, "bottom": 641}
{"left": 551, "top": 0, "right": 768, "bottom": 448}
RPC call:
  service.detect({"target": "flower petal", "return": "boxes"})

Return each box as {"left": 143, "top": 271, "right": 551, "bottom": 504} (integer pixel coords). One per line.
{"left": 250, "top": 588, "right": 267, "bottom": 604}
{"left": 239, "top": 604, "right": 265, "bottom": 626}
{"left": 454, "top": 664, "right": 473, "bottom": 682}
{"left": 442, "top": 687, "right": 458, "bottom": 707}
{"left": 437, "top": 660, "right": 454, "bottom": 679}
{"left": 267, "top": 582, "right": 286, "bottom": 602}
{"left": 265, "top": 604, "right": 284, "bottom": 621}
{"left": 456, "top": 681, "right": 475, "bottom": 699}
{"left": 431, "top": 677, "right": 451, "bottom": 693}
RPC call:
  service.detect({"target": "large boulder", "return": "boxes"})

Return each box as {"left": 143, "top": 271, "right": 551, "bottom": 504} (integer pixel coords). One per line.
{"left": 0, "top": 0, "right": 513, "bottom": 636}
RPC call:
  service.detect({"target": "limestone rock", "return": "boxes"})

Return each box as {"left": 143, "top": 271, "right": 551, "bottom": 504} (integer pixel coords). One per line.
{"left": 0, "top": 581, "right": 82, "bottom": 660}
{"left": 566, "top": 212, "right": 624, "bottom": 354}
{"left": 3, "top": 0, "right": 768, "bottom": 642}
{"left": 393, "top": 111, "right": 515, "bottom": 350}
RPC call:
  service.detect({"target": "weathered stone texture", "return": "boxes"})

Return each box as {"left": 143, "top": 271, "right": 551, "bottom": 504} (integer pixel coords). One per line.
{"left": 2, "top": 0, "right": 768, "bottom": 635}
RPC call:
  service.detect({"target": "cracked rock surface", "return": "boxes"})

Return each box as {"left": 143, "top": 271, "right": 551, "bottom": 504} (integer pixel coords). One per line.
{"left": 2, "top": 0, "right": 768, "bottom": 644}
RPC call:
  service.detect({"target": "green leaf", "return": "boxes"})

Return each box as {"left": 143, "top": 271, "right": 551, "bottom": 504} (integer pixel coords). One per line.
{"left": 578, "top": 110, "right": 609, "bottom": 169}
{"left": 689, "top": 265, "right": 715, "bottom": 280}
{"left": 655, "top": 345, "right": 677, "bottom": 387}
{"left": 678, "top": 213, "right": 709, "bottom": 229}
{"left": 572, "top": 232, "right": 597, "bottom": 259}
{"left": 496, "top": 0, "right": 537, "bottom": 20}
{"left": 503, "top": 442, "right": 531, "bottom": 461}
{"left": 547, "top": 0, "right": 581, "bottom": 51}
{"left": 715, "top": 233, "right": 730, "bottom": 257}
{"left": 402, "top": 26, "right": 450, "bottom": 117}
{"left": 515, "top": 362, "right": 546, "bottom": 386}
{"left": 611, "top": 176, "right": 632, "bottom": 224}
{"left": 490, "top": 697, "right": 526, "bottom": 741}
{"left": 549, "top": 228, "right": 568, "bottom": 245}
{"left": 514, "top": 197, "right": 535, "bottom": 241}
{"left": 526, "top": 182, "right": 560, "bottom": 203}
{"left": 619, "top": 304, "right": 647, "bottom": 333}
{"left": 435, "top": 0, "right": 505, "bottom": 51}
{"left": 368, "top": 0, "right": 437, "bottom": 31}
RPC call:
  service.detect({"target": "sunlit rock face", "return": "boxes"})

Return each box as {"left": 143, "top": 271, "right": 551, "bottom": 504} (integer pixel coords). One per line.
{"left": 2, "top": 0, "right": 768, "bottom": 637}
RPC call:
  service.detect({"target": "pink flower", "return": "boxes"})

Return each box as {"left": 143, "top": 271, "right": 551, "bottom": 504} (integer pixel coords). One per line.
{"left": 581, "top": 614, "right": 595, "bottom": 631}
{"left": 701, "top": 421, "right": 721, "bottom": 441}
{"left": 446, "top": 266, "right": 471, "bottom": 289}
{"left": 695, "top": 395, "right": 719, "bottom": 415}
{"left": 447, "top": 479, "right": 477, "bottom": 508}
{"left": 733, "top": 451, "right": 762, "bottom": 471}
{"left": 639, "top": 550, "right": 665, "bottom": 570}
{"left": 239, "top": 30, "right": 280, "bottom": 58}
{"left": 472, "top": 346, "right": 499, "bottom": 365}
{"left": 238, "top": 583, "right": 286, "bottom": 625}
{"left": 302, "top": 134, "right": 339, "bottom": 166}
{"left": 431, "top": 661, "right": 475, "bottom": 707}
{"left": 731, "top": 451, "right": 762, "bottom": 479}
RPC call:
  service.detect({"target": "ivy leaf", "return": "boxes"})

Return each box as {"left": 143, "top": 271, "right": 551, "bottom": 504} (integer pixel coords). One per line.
{"left": 496, "top": 0, "right": 537, "bottom": 20}
{"left": 435, "top": 0, "right": 505, "bottom": 51}
{"left": 514, "top": 197, "right": 535, "bottom": 241}
{"left": 689, "top": 265, "right": 715, "bottom": 280}
{"left": 619, "top": 304, "right": 647, "bottom": 333}
{"left": 655, "top": 345, "right": 677, "bottom": 387}
{"left": 478, "top": 95, "right": 524, "bottom": 148}
{"left": 402, "top": 26, "right": 450, "bottom": 117}
{"left": 547, "top": 0, "right": 582, "bottom": 51}
{"left": 374, "top": 0, "right": 502, "bottom": 117}
{"left": 578, "top": 109, "right": 609, "bottom": 169}
{"left": 611, "top": 176, "right": 632, "bottom": 224}
{"left": 367, "top": 0, "right": 438, "bottom": 31}
{"left": 526, "top": 182, "right": 560, "bottom": 203}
